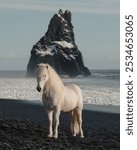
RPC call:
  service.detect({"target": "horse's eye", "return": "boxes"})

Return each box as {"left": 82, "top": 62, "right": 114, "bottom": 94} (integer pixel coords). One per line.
{"left": 44, "top": 75, "right": 46, "bottom": 77}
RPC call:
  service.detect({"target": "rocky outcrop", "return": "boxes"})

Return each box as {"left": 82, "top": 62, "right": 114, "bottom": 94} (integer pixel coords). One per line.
{"left": 27, "top": 9, "right": 91, "bottom": 77}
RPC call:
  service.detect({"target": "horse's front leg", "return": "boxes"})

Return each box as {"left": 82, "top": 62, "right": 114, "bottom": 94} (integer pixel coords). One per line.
{"left": 53, "top": 107, "right": 60, "bottom": 139}
{"left": 47, "top": 110, "right": 53, "bottom": 137}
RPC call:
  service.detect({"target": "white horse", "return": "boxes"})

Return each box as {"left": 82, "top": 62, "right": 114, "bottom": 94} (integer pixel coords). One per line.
{"left": 36, "top": 63, "right": 84, "bottom": 139}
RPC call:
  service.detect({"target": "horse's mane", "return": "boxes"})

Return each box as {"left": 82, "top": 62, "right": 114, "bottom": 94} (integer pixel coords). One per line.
{"left": 47, "top": 64, "right": 64, "bottom": 89}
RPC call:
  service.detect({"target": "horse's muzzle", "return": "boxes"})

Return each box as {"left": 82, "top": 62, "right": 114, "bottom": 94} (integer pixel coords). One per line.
{"left": 37, "top": 86, "right": 41, "bottom": 92}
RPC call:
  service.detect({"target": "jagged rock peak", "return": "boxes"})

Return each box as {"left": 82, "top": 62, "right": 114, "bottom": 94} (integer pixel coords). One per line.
{"left": 27, "top": 9, "right": 91, "bottom": 77}
{"left": 45, "top": 9, "right": 74, "bottom": 44}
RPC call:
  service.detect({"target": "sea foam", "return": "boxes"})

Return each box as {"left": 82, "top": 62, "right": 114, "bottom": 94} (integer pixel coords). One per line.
{"left": 0, "top": 76, "right": 119, "bottom": 106}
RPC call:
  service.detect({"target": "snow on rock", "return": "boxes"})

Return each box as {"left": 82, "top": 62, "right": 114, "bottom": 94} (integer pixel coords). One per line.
{"left": 36, "top": 48, "right": 54, "bottom": 56}
{"left": 70, "top": 54, "right": 75, "bottom": 60}
{"left": 54, "top": 41, "right": 74, "bottom": 49}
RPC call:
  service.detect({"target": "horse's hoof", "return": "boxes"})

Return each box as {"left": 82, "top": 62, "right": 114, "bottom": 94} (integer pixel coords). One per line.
{"left": 48, "top": 135, "right": 52, "bottom": 138}
{"left": 48, "top": 133, "right": 53, "bottom": 138}
{"left": 53, "top": 135, "right": 58, "bottom": 139}
{"left": 73, "top": 134, "right": 76, "bottom": 137}
{"left": 80, "top": 135, "right": 84, "bottom": 138}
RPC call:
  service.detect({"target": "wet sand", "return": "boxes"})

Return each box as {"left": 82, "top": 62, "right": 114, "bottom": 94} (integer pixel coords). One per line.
{"left": 0, "top": 99, "right": 120, "bottom": 150}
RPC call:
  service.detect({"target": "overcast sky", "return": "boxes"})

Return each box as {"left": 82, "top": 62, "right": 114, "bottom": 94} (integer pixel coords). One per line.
{"left": 0, "top": 0, "right": 120, "bottom": 70}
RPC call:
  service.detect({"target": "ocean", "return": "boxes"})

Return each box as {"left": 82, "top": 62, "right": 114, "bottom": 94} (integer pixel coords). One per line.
{"left": 0, "top": 70, "right": 120, "bottom": 106}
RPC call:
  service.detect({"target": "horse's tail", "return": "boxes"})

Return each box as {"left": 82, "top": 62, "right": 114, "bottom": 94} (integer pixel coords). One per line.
{"left": 70, "top": 109, "right": 79, "bottom": 136}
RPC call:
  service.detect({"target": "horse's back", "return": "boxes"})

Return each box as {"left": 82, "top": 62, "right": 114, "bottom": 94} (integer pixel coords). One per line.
{"left": 66, "top": 84, "right": 82, "bottom": 98}
{"left": 63, "top": 84, "right": 83, "bottom": 110}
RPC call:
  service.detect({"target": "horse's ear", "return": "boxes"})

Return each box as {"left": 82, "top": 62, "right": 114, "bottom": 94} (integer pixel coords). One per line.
{"left": 36, "top": 64, "right": 39, "bottom": 68}
{"left": 46, "top": 65, "right": 48, "bottom": 69}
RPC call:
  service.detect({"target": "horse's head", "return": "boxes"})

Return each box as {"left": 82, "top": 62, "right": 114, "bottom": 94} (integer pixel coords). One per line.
{"left": 36, "top": 63, "right": 49, "bottom": 92}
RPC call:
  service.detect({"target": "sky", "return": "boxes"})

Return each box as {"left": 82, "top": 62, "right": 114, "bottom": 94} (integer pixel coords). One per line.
{"left": 0, "top": 0, "right": 120, "bottom": 70}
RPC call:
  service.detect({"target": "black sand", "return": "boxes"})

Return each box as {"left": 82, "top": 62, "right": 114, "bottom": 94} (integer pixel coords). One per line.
{"left": 0, "top": 99, "right": 120, "bottom": 150}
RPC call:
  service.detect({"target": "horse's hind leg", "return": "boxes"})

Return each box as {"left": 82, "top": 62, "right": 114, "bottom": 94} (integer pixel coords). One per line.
{"left": 76, "top": 108, "right": 84, "bottom": 138}
{"left": 47, "top": 110, "right": 53, "bottom": 137}
{"left": 69, "top": 110, "right": 76, "bottom": 136}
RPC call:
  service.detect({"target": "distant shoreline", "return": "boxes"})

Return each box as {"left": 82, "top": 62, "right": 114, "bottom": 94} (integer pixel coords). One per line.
{"left": 0, "top": 69, "right": 120, "bottom": 72}
{"left": 0, "top": 69, "right": 120, "bottom": 79}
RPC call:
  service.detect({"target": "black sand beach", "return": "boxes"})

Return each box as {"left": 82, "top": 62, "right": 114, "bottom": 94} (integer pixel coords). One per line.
{"left": 0, "top": 99, "right": 120, "bottom": 150}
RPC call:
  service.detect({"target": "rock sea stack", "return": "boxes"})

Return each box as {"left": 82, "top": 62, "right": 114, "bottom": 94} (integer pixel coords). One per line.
{"left": 27, "top": 9, "right": 91, "bottom": 77}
